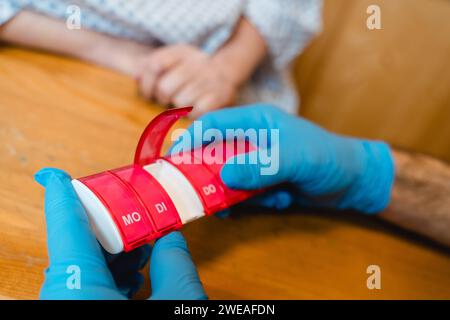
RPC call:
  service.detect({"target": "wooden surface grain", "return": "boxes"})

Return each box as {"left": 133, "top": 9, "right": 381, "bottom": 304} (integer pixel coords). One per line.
{"left": 0, "top": 48, "right": 449, "bottom": 299}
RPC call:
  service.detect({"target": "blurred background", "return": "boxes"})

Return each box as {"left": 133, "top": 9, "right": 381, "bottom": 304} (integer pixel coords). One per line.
{"left": 295, "top": 0, "right": 450, "bottom": 161}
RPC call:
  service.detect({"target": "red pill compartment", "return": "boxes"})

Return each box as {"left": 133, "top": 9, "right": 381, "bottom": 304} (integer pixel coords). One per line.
{"left": 79, "top": 170, "right": 154, "bottom": 249}
{"left": 166, "top": 140, "right": 260, "bottom": 212}
{"left": 111, "top": 165, "right": 182, "bottom": 234}
{"left": 165, "top": 153, "right": 228, "bottom": 215}
{"left": 201, "top": 140, "right": 260, "bottom": 206}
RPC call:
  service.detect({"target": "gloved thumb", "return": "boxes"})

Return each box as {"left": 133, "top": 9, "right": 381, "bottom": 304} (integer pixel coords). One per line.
{"left": 35, "top": 168, "right": 106, "bottom": 265}
{"left": 221, "top": 151, "right": 288, "bottom": 190}
{"left": 149, "top": 231, "right": 207, "bottom": 300}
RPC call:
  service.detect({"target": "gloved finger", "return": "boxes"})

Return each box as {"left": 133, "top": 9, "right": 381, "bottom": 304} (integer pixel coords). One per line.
{"left": 149, "top": 231, "right": 207, "bottom": 300}
{"left": 220, "top": 151, "right": 290, "bottom": 191}
{"left": 35, "top": 168, "right": 106, "bottom": 265}
{"left": 105, "top": 244, "right": 151, "bottom": 274}
{"left": 215, "top": 190, "right": 292, "bottom": 217}
{"left": 105, "top": 245, "right": 151, "bottom": 298}
{"left": 114, "top": 271, "right": 145, "bottom": 299}
{"left": 241, "top": 189, "right": 293, "bottom": 211}
{"left": 215, "top": 209, "right": 231, "bottom": 219}
{"left": 168, "top": 103, "right": 280, "bottom": 155}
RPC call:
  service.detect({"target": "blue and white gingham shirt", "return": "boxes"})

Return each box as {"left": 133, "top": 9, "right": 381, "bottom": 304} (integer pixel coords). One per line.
{"left": 0, "top": 0, "right": 322, "bottom": 113}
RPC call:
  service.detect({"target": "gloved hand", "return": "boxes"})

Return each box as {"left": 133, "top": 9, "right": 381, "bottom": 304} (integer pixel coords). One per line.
{"left": 35, "top": 168, "right": 207, "bottom": 300}
{"left": 173, "top": 104, "right": 395, "bottom": 214}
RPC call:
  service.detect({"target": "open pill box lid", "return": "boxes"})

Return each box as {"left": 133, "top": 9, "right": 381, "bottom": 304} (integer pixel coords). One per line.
{"left": 133, "top": 107, "right": 193, "bottom": 166}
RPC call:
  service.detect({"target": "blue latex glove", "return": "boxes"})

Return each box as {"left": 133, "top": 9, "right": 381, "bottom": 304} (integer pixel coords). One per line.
{"left": 35, "top": 168, "right": 207, "bottom": 300}
{"left": 173, "top": 104, "right": 395, "bottom": 214}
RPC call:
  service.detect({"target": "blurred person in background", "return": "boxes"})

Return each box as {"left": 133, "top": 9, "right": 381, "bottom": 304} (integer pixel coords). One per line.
{"left": 0, "top": 0, "right": 322, "bottom": 117}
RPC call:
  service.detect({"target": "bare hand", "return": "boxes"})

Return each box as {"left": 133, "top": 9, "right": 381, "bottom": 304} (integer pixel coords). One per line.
{"left": 136, "top": 45, "right": 238, "bottom": 118}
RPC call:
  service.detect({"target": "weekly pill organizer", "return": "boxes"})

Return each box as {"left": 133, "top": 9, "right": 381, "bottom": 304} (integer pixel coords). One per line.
{"left": 72, "top": 107, "right": 260, "bottom": 253}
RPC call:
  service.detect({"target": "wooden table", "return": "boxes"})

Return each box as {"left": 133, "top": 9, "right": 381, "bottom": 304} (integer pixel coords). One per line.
{"left": 0, "top": 48, "right": 449, "bottom": 299}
